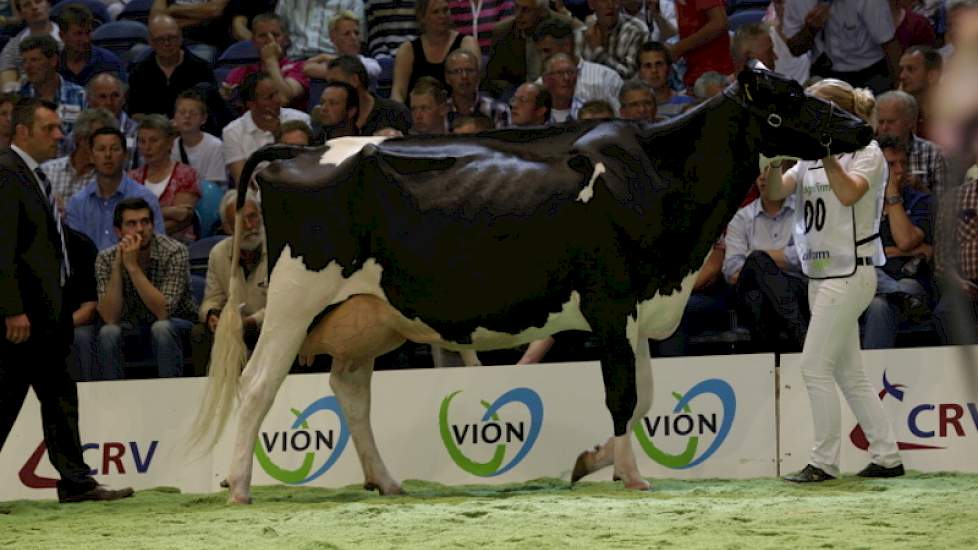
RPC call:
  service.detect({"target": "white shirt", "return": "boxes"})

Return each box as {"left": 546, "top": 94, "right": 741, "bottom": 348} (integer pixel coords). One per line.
{"left": 172, "top": 132, "right": 227, "bottom": 183}
{"left": 0, "top": 22, "right": 62, "bottom": 74}
{"left": 770, "top": 25, "right": 810, "bottom": 85}
{"left": 222, "top": 108, "right": 312, "bottom": 166}
{"left": 782, "top": 0, "right": 895, "bottom": 73}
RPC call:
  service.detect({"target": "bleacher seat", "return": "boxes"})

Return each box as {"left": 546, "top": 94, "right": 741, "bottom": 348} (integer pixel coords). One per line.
{"left": 377, "top": 56, "right": 394, "bottom": 99}
{"left": 92, "top": 20, "right": 149, "bottom": 60}
{"left": 187, "top": 42, "right": 217, "bottom": 67}
{"left": 728, "top": 8, "right": 767, "bottom": 32}
{"left": 51, "top": 0, "right": 111, "bottom": 26}
{"left": 188, "top": 235, "right": 227, "bottom": 276}
{"left": 216, "top": 40, "right": 259, "bottom": 67}
{"left": 308, "top": 78, "right": 327, "bottom": 111}
{"left": 126, "top": 41, "right": 150, "bottom": 66}
{"left": 117, "top": 0, "right": 153, "bottom": 24}
{"left": 727, "top": 0, "right": 771, "bottom": 14}
{"left": 194, "top": 180, "right": 226, "bottom": 238}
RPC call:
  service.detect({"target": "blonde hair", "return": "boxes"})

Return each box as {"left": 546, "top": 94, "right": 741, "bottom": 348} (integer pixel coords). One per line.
{"left": 805, "top": 78, "right": 876, "bottom": 125}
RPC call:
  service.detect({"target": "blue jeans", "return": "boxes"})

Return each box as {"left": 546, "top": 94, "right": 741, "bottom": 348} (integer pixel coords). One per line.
{"left": 934, "top": 289, "right": 978, "bottom": 345}
{"left": 97, "top": 319, "right": 193, "bottom": 379}
{"left": 71, "top": 325, "right": 97, "bottom": 381}
{"left": 860, "top": 269, "right": 927, "bottom": 349}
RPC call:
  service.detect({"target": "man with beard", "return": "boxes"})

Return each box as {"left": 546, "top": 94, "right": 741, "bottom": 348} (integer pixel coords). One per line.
{"left": 95, "top": 196, "right": 197, "bottom": 379}
{"left": 190, "top": 189, "right": 266, "bottom": 376}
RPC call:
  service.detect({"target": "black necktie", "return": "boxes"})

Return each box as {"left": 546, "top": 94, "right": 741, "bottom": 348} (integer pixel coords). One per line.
{"left": 35, "top": 167, "right": 71, "bottom": 285}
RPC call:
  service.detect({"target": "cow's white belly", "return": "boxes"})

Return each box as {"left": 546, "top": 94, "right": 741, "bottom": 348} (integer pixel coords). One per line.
{"left": 319, "top": 136, "right": 389, "bottom": 166}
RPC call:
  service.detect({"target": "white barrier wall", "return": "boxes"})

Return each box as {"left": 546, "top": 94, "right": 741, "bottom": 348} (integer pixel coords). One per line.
{"left": 779, "top": 346, "right": 978, "bottom": 475}
{"left": 1, "top": 354, "right": 775, "bottom": 500}
{"left": 2, "top": 347, "right": 974, "bottom": 501}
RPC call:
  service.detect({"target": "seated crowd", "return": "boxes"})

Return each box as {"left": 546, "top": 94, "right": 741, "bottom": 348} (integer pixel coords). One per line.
{"left": 1, "top": 0, "right": 976, "bottom": 379}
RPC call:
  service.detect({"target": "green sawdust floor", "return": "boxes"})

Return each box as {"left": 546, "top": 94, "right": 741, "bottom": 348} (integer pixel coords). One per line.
{"left": 2, "top": 473, "right": 977, "bottom": 550}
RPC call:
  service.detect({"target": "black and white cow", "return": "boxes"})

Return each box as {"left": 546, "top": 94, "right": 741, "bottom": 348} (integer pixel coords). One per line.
{"left": 193, "top": 68, "right": 873, "bottom": 503}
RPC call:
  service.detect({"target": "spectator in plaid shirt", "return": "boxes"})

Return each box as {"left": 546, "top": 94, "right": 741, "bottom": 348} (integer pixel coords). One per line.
{"left": 445, "top": 49, "right": 510, "bottom": 129}
{"left": 580, "top": 0, "right": 648, "bottom": 80}
{"left": 875, "top": 90, "right": 947, "bottom": 196}
{"left": 534, "top": 17, "right": 623, "bottom": 113}
{"left": 19, "top": 35, "right": 85, "bottom": 156}
{"left": 933, "top": 156, "right": 978, "bottom": 345}
{"left": 95, "top": 197, "right": 197, "bottom": 379}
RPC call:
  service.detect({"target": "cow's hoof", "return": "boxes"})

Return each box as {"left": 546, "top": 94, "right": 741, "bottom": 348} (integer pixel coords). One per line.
{"left": 571, "top": 448, "right": 598, "bottom": 483}
{"left": 227, "top": 493, "right": 253, "bottom": 504}
{"left": 618, "top": 476, "right": 651, "bottom": 491}
{"left": 364, "top": 481, "right": 404, "bottom": 495}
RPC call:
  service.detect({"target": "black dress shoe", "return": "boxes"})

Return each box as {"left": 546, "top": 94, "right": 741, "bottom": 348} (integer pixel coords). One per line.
{"left": 59, "top": 485, "right": 134, "bottom": 503}
{"left": 857, "top": 463, "right": 905, "bottom": 478}
{"left": 783, "top": 464, "right": 835, "bottom": 483}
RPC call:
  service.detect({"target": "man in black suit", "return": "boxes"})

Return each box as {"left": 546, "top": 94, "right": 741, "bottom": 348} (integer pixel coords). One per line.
{"left": 0, "top": 97, "right": 133, "bottom": 503}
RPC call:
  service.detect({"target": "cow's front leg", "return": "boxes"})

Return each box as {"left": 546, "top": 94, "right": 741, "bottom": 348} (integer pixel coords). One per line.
{"left": 330, "top": 358, "right": 403, "bottom": 495}
{"left": 572, "top": 337, "right": 653, "bottom": 487}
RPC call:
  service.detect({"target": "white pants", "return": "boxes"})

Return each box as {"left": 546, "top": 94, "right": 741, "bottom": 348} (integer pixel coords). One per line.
{"left": 800, "top": 266, "right": 901, "bottom": 476}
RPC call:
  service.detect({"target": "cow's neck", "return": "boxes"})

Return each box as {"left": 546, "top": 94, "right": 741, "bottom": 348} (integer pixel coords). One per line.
{"left": 639, "top": 90, "right": 760, "bottom": 193}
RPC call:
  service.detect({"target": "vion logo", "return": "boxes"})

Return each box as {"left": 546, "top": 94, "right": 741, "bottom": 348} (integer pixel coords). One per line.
{"left": 254, "top": 396, "right": 349, "bottom": 484}
{"left": 20, "top": 440, "right": 158, "bottom": 489}
{"left": 439, "top": 387, "right": 543, "bottom": 477}
{"left": 633, "top": 379, "right": 736, "bottom": 469}
{"left": 850, "top": 371, "right": 976, "bottom": 451}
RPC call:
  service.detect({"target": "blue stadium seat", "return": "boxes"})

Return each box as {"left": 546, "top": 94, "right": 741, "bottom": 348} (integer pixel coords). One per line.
{"left": 216, "top": 40, "right": 259, "bottom": 67}
{"left": 728, "top": 8, "right": 767, "bottom": 32}
{"left": 307, "top": 78, "right": 327, "bottom": 111}
{"left": 92, "top": 20, "right": 149, "bottom": 60}
{"left": 117, "top": 0, "right": 153, "bottom": 24}
{"left": 376, "top": 56, "right": 394, "bottom": 99}
{"left": 126, "top": 41, "right": 150, "bottom": 67}
{"left": 188, "top": 235, "right": 227, "bottom": 277}
{"left": 51, "top": 0, "right": 111, "bottom": 26}
{"left": 190, "top": 273, "right": 207, "bottom": 303}
{"left": 727, "top": 0, "right": 771, "bottom": 14}
{"left": 194, "top": 180, "right": 226, "bottom": 238}
{"left": 187, "top": 42, "right": 217, "bottom": 67}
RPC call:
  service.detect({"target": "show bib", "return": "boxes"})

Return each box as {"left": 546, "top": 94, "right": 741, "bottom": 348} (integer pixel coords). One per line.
{"left": 794, "top": 156, "right": 861, "bottom": 279}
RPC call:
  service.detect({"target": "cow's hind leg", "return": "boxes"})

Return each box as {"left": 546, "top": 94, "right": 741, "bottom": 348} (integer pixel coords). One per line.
{"left": 313, "top": 296, "right": 406, "bottom": 495}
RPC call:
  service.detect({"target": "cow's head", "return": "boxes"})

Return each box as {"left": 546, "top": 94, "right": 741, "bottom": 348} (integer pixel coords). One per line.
{"left": 734, "top": 67, "right": 874, "bottom": 160}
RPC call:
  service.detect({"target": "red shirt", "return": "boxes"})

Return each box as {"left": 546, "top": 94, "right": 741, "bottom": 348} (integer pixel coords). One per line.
{"left": 677, "top": 0, "right": 734, "bottom": 88}
{"left": 895, "top": 10, "right": 936, "bottom": 50}
{"left": 129, "top": 162, "right": 202, "bottom": 240}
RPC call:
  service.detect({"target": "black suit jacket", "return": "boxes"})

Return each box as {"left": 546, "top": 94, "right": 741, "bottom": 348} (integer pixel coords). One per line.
{"left": 0, "top": 147, "right": 70, "bottom": 344}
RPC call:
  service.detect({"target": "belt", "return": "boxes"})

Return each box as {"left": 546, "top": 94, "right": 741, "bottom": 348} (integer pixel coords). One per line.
{"left": 855, "top": 256, "right": 875, "bottom": 266}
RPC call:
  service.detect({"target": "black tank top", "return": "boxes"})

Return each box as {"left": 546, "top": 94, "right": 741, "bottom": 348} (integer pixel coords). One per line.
{"left": 408, "top": 32, "right": 466, "bottom": 95}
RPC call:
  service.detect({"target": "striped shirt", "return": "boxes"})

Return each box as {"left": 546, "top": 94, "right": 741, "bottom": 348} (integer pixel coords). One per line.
{"left": 448, "top": 0, "right": 514, "bottom": 56}
{"left": 909, "top": 134, "right": 947, "bottom": 196}
{"left": 365, "top": 0, "right": 419, "bottom": 58}
{"left": 534, "top": 60, "right": 624, "bottom": 113}
{"left": 275, "top": 0, "right": 367, "bottom": 58}
{"left": 0, "top": 22, "right": 62, "bottom": 73}
{"left": 579, "top": 14, "right": 648, "bottom": 80}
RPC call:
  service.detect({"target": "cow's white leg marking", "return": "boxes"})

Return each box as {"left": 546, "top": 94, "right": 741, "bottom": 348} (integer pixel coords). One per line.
{"left": 329, "top": 358, "right": 403, "bottom": 495}
{"left": 576, "top": 162, "right": 605, "bottom": 203}
{"left": 227, "top": 247, "right": 371, "bottom": 504}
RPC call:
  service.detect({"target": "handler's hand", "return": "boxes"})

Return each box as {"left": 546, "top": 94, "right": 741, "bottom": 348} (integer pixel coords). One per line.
{"left": 758, "top": 154, "right": 798, "bottom": 171}
{"left": 5, "top": 314, "right": 30, "bottom": 344}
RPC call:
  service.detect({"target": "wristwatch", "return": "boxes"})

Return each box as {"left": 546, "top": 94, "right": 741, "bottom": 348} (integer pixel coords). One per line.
{"left": 884, "top": 195, "right": 903, "bottom": 206}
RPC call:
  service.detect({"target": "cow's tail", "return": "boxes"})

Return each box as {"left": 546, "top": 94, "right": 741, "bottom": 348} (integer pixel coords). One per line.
{"left": 191, "top": 144, "right": 310, "bottom": 450}
{"left": 190, "top": 209, "right": 248, "bottom": 452}
{"left": 234, "top": 144, "right": 309, "bottom": 209}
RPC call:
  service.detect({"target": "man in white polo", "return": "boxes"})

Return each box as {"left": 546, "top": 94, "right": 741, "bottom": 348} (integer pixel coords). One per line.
{"left": 222, "top": 71, "right": 310, "bottom": 186}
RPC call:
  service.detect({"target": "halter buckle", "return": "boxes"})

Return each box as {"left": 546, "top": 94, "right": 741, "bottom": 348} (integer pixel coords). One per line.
{"left": 766, "top": 113, "right": 782, "bottom": 128}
